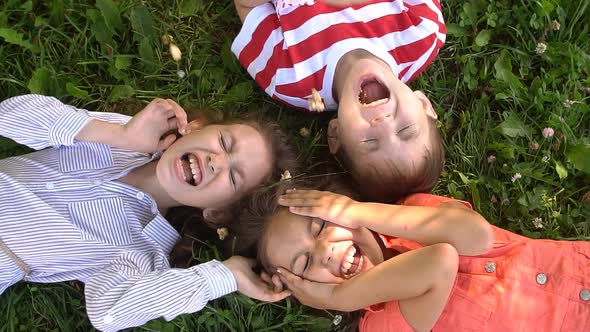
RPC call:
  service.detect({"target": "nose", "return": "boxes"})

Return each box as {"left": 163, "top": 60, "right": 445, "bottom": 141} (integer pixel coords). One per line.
{"left": 370, "top": 113, "right": 393, "bottom": 127}
{"left": 207, "top": 153, "right": 229, "bottom": 174}
{"left": 313, "top": 239, "right": 335, "bottom": 267}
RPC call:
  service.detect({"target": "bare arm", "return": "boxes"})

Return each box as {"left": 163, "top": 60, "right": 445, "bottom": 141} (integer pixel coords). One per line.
{"left": 278, "top": 243, "right": 458, "bottom": 332}
{"left": 234, "top": 0, "right": 271, "bottom": 23}
{"left": 279, "top": 190, "right": 494, "bottom": 256}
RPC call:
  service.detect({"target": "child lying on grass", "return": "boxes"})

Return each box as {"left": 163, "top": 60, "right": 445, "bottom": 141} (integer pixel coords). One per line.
{"left": 231, "top": 180, "right": 590, "bottom": 331}
{"left": 0, "top": 94, "right": 295, "bottom": 331}
{"left": 232, "top": 0, "right": 446, "bottom": 202}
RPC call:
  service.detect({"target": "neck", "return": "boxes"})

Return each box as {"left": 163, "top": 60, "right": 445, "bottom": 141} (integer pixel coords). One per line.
{"left": 333, "top": 49, "right": 374, "bottom": 103}
{"left": 118, "top": 161, "right": 179, "bottom": 210}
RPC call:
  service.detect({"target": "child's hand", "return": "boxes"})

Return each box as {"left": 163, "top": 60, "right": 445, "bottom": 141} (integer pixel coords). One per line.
{"left": 122, "top": 98, "right": 189, "bottom": 153}
{"left": 278, "top": 189, "right": 361, "bottom": 228}
{"left": 223, "top": 256, "right": 291, "bottom": 302}
{"left": 276, "top": 267, "right": 342, "bottom": 310}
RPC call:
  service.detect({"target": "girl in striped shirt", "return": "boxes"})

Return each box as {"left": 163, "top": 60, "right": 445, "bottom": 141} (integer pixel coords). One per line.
{"left": 0, "top": 94, "right": 294, "bottom": 331}
{"left": 232, "top": 0, "right": 446, "bottom": 203}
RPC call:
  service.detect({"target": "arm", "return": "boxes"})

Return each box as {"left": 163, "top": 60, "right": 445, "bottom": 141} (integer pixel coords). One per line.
{"left": 234, "top": 0, "right": 271, "bottom": 22}
{"left": 85, "top": 254, "right": 288, "bottom": 332}
{"left": 278, "top": 243, "right": 458, "bottom": 332}
{"left": 279, "top": 190, "right": 493, "bottom": 256}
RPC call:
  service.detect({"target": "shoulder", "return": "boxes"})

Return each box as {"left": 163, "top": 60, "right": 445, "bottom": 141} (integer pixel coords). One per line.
{"left": 396, "top": 193, "right": 473, "bottom": 209}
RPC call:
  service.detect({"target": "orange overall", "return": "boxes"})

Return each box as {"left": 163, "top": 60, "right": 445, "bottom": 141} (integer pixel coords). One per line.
{"left": 360, "top": 194, "right": 590, "bottom": 332}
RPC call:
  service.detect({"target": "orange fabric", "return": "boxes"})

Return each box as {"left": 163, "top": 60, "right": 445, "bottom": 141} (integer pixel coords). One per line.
{"left": 359, "top": 193, "right": 590, "bottom": 332}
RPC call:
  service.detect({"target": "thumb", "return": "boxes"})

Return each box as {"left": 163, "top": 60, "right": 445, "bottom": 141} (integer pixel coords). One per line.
{"left": 158, "top": 134, "right": 177, "bottom": 151}
{"left": 276, "top": 267, "right": 300, "bottom": 286}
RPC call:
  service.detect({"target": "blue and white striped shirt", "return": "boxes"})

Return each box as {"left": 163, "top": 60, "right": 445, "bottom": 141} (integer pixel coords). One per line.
{"left": 0, "top": 95, "right": 237, "bottom": 332}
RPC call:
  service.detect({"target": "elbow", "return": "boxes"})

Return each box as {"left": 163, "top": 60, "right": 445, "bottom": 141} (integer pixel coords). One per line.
{"left": 470, "top": 214, "right": 494, "bottom": 255}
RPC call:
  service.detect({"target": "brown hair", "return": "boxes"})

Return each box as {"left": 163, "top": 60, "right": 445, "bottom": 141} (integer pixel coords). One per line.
{"left": 337, "top": 119, "right": 444, "bottom": 203}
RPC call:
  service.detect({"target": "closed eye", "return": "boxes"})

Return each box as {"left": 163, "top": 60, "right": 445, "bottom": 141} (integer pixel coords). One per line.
{"left": 317, "top": 220, "right": 326, "bottom": 236}
{"left": 362, "top": 139, "right": 379, "bottom": 152}
{"left": 219, "top": 132, "right": 237, "bottom": 190}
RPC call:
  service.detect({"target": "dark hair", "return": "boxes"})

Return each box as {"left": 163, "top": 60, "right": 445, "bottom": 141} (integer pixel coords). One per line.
{"left": 336, "top": 119, "right": 444, "bottom": 203}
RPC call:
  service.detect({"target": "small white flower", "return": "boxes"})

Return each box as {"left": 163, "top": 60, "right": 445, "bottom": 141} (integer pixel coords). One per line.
{"left": 542, "top": 155, "right": 550, "bottom": 163}
{"left": 299, "top": 127, "right": 310, "bottom": 137}
{"left": 535, "top": 42, "right": 547, "bottom": 55}
{"left": 332, "top": 315, "right": 343, "bottom": 326}
{"left": 216, "top": 227, "right": 229, "bottom": 240}
{"left": 532, "top": 217, "right": 544, "bottom": 229}
{"left": 280, "top": 170, "right": 292, "bottom": 182}
{"left": 487, "top": 155, "right": 496, "bottom": 163}
{"left": 169, "top": 43, "right": 182, "bottom": 62}
{"left": 511, "top": 173, "right": 522, "bottom": 183}
{"left": 176, "top": 70, "right": 186, "bottom": 79}
{"left": 551, "top": 20, "right": 560, "bottom": 31}
{"left": 563, "top": 99, "right": 574, "bottom": 108}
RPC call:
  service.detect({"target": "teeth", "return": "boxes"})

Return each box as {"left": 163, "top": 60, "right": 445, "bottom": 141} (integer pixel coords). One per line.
{"left": 342, "top": 261, "right": 352, "bottom": 271}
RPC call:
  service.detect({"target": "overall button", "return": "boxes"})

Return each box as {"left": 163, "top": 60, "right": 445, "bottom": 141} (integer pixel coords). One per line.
{"left": 45, "top": 182, "right": 55, "bottom": 190}
{"left": 136, "top": 192, "right": 145, "bottom": 200}
{"left": 536, "top": 273, "right": 547, "bottom": 285}
{"left": 580, "top": 289, "right": 590, "bottom": 301}
{"left": 484, "top": 261, "right": 496, "bottom": 273}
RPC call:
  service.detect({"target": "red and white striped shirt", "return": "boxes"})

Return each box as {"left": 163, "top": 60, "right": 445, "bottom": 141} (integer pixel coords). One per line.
{"left": 231, "top": 0, "right": 446, "bottom": 111}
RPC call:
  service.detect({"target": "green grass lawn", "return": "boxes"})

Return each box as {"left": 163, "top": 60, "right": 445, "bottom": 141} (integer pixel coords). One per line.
{"left": 0, "top": 0, "right": 589, "bottom": 331}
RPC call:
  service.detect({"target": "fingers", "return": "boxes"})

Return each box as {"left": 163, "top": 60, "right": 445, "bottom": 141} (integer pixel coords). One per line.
{"left": 157, "top": 134, "right": 177, "bottom": 151}
{"left": 271, "top": 273, "right": 284, "bottom": 293}
{"left": 258, "top": 289, "right": 291, "bottom": 302}
{"left": 278, "top": 190, "right": 323, "bottom": 207}
{"left": 276, "top": 267, "right": 301, "bottom": 287}
{"left": 150, "top": 98, "right": 189, "bottom": 134}
{"left": 164, "top": 99, "right": 188, "bottom": 134}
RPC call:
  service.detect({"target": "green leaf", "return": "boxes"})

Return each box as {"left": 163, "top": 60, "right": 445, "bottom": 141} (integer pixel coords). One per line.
{"left": 0, "top": 28, "right": 38, "bottom": 52}
{"left": 114, "top": 55, "right": 133, "bottom": 70}
{"left": 496, "top": 112, "right": 529, "bottom": 138}
{"left": 96, "top": 0, "right": 123, "bottom": 33}
{"left": 554, "top": 161, "right": 568, "bottom": 179}
{"left": 66, "top": 83, "right": 89, "bottom": 99}
{"left": 87, "top": 9, "right": 115, "bottom": 46}
{"left": 138, "top": 38, "right": 157, "bottom": 72}
{"left": 108, "top": 85, "right": 135, "bottom": 102}
{"left": 566, "top": 144, "right": 590, "bottom": 174}
{"left": 475, "top": 29, "right": 492, "bottom": 47}
{"left": 180, "top": 0, "right": 203, "bottom": 17}
{"left": 130, "top": 6, "right": 156, "bottom": 42}
{"left": 494, "top": 51, "right": 524, "bottom": 91}
{"left": 446, "top": 23, "right": 466, "bottom": 37}
{"left": 27, "top": 67, "right": 51, "bottom": 94}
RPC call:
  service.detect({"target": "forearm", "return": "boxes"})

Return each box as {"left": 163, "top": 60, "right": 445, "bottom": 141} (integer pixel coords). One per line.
{"left": 74, "top": 119, "right": 130, "bottom": 150}
{"left": 331, "top": 243, "right": 458, "bottom": 312}
{"left": 85, "top": 258, "right": 236, "bottom": 332}
{"left": 351, "top": 202, "right": 493, "bottom": 255}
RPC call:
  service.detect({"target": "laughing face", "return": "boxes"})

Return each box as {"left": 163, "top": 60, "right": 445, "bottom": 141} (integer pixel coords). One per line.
{"left": 156, "top": 123, "right": 272, "bottom": 209}
{"left": 261, "top": 208, "right": 385, "bottom": 283}
{"left": 330, "top": 50, "right": 438, "bottom": 178}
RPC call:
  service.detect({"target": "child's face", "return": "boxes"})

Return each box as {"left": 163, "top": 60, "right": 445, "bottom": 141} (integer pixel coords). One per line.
{"left": 157, "top": 124, "right": 271, "bottom": 208}
{"left": 261, "top": 208, "right": 385, "bottom": 283}
{"left": 330, "top": 54, "right": 438, "bottom": 179}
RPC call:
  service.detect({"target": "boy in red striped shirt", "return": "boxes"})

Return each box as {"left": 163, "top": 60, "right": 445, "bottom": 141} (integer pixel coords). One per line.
{"left": 232, "top": 0, "right": 446, "bottom": 201}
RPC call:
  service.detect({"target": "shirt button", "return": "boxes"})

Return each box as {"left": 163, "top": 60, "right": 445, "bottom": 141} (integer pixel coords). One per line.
{"left": 484, "top": 261, "right": 496, "bottom": 273}
{"left": 103, "top": 314, "right": 114, "bottom": 324}
{"left": 45, "top": 182, "right": 55, "bottom": 190}
{"left": 536, "top": 273, "right": 547, "bottom": 285}
{"left": 580, "top": 289, "right": 590, "bottom": 301}
{"left": 136, "top": 192, "right": 145, "bottom": 200}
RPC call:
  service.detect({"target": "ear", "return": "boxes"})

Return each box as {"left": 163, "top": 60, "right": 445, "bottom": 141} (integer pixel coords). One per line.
{"left": 327, "top": 119, "right": 342, "bottom": 154}
{"left": 181, "top": 119, "right": 206, "bottom": 136}
{"left": 414, "top": 91, "right": 437, "bottom": 120}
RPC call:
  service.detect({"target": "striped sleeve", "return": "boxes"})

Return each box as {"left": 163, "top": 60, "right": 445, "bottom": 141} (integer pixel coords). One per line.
{"left": 85, "top": 254, "right": 236, "bottom": 332}
{"left": 0, "top": 94, "right": 93, "bottom": 150}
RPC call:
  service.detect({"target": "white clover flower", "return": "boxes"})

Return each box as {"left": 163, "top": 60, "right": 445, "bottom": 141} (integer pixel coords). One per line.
{"left": 542, "top": 127, "right": 555, "bottom": 138}
{"left": 177, "top": 70, "right": 186, "bottom": 79}
{"left": 487, "top": 155, "right": 496, "bottom": 163}
{"left": 511, "top": 173, "right": 522, "bottom": 183}
{"left": 217, "top": 227, "right": 229, "bottom": 240}
{"left": 535, "top": 42, "right": 547, "bottom": 55}
{"left": 532, "top": 217, "right": 544, "bottom": 229}
{"left": 280, "top": 170, "right": 292, "bottom": 182}
{"left": 332, "top": 315, "right": 343, "bottom": 326}
{"left": 551, "top": 20, "right": 560, "bottom": 31}
{"left": 542, "top": 155, "right": 550, "bottom": 163}
{"left": 169, "top": 43, "right": 182, "bottom": 62}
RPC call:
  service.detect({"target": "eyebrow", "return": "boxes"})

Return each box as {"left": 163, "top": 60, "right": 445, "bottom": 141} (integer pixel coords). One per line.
{"left": 290, "top": 217, "right": 314, "bottom": 273}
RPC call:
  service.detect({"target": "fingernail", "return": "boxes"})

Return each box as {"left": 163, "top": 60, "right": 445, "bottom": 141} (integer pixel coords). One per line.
{"left": 276, "top": 268, "right": 282, "bottom": 274}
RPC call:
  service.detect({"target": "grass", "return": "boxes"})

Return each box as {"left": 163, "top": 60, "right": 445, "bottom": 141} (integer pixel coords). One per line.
{"left": 0, "top": 0, "right": 589, "bottom": 331}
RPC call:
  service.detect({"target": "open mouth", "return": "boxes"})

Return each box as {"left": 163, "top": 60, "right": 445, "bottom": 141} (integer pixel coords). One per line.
{"left": 340, "top": 244, "right": 364, "bottom": 279}
{"left": 358, "top": 78, "right": 390, "bottom": 107}
{"left": 178, "top": 153, "right": 202, "bottom": 186}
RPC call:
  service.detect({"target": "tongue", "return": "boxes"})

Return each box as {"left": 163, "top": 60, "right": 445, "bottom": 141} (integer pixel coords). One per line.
{"left": 181, "top": 159, "right": 192, "bottom": 183}
{"left": 359, "top": 81, "right": 389, "bottom": 104}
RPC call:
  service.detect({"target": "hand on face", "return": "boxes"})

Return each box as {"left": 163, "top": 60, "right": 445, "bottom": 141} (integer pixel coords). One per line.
{"left": 278, "top": 189, "right": 360, "bottom": 228}
{"left": 276, "top": 267, "right": 340, "bottom": 310}
{"left": 223, "top": 256, "right": 291, "bottom": 302}
{"left": 123, "top": 98, "right": 189, "bottom": 153}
